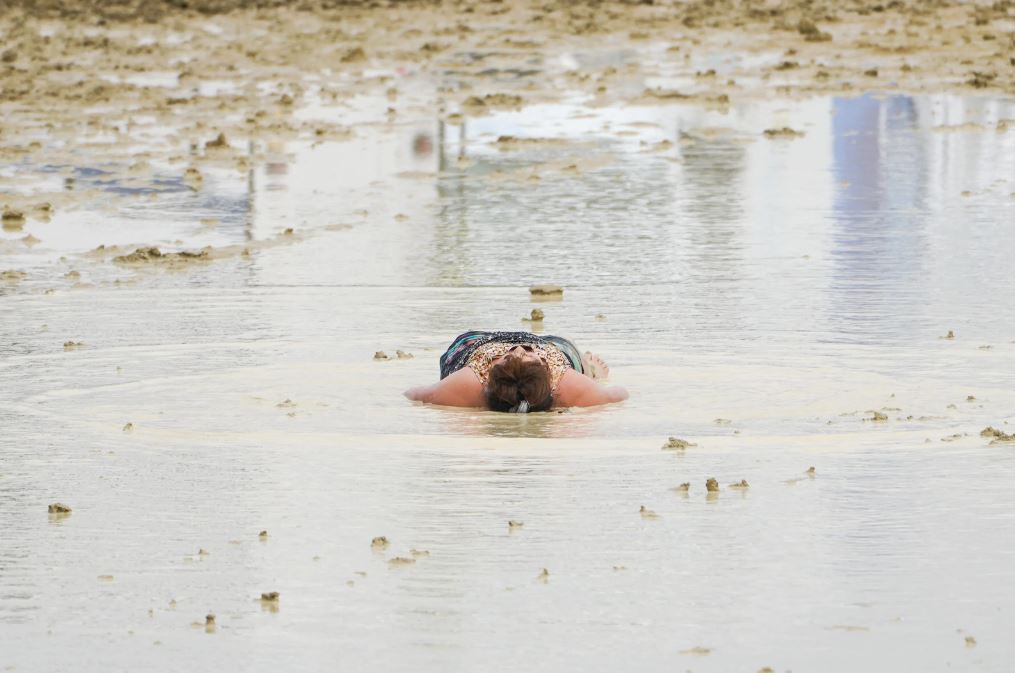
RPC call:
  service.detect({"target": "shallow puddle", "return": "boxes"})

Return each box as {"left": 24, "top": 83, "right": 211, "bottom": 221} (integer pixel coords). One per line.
{"left": 2, "top": 70, "right": 1015, "bottom": 672}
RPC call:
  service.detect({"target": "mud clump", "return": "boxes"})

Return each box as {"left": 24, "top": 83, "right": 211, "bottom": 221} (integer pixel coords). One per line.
{"left": 122, "top": 422, "right": 134, "bottom": 432}
{"left": 2, "top": 206, "right": 26, "bottom": 227}
{"left": 1, "top": 270, "right": 27, "bottom": 282}
{"left": 529, "top": 284, "right": 563, "bottom": 297}
{"left": 639, "top": 505, "right": 659, "bottom": 520}
{"left": 463, "top": 93, "right": 524, "bottom": 109}
{"left": 941, "top": 330, "right": 955, "bottom": 339}
{"left": 113, "top": 247, "right": 209, "bottom": 264}
{"left": 522, "top": 308, "right": 544, "bottom": 322}
{"left": 63, "top": 341, "right": 84, "bottom": 350}
{"left": 260, "top": 591, "right": 279, "bottom": 602}
{"left": 763, "top": 127, "right": 804, "bottom": 139}
{"left": 205, "top": 132, "right": 228, "bottom": 150}
{"left": 537, "top": 568, "right": 550, "bottom": 583}
{"left": 340, "top": 47, "right": 366, "bottom": 63}
{"left": 672, "top": 482, "right": 691, "bottom": 493}
{"left": 388, "top": 556, "right": 415, "bottom": 566}
{"left": 258, "top": 530, "right": 268, "bottom": 540}
{"left": 373, "top": 351, "right": 389, "bottom": 360}
{"left": 371, "top": 536, "right": 389, "bottom": 549}
{"left": 662, "top": 437, "right": 696, "bottom": 450}
{"left": 729, "top": 479, "right": 750, "bottom": 489}
{"left": 395, "top": 350, "right": 413, "bottom": 359}
{"left": 867, "top": 410, "right": 889, "bottom": 422}
{"left": 508, "top": 520, "right": 524, "bottom": 530}
{"left": 981, "top": 426, "right": 1015, "bottom": 443}
{"left": 797, "top": 19, "right": 832, "bottom": 42}
{"left": 48, "top": 503, "right": 72, "bottom": 513}
{"left": 705, "top": 478, "right": 720, "bottom": 493}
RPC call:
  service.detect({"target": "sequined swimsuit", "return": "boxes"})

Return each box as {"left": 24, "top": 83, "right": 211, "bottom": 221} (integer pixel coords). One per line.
{"left": 439, "top": 330, "right": 585, "bottom": 393}
{"left": 466, "top": 341, "right": 571, "bottom": 392}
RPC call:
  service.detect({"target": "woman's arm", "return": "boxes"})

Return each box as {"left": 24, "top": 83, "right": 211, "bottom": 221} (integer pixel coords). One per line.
{"left": 404, "top": 367, "right": 487, "bottom": 408}
{"left": 553, "top": 369, "right": 629, "bottom": 408}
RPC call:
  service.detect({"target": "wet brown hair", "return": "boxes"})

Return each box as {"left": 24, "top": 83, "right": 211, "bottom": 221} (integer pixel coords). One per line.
{"left": 486, "top": 356, "right": 553, "bottom": 412}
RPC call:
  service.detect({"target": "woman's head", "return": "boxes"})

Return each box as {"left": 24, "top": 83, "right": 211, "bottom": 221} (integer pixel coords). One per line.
{"left": 486, "top": 346, "right": 552, "bottom": 412}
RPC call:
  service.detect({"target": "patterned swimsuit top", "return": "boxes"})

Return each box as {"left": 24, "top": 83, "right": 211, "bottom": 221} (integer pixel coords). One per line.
{"left": 439, "top": 331, "right": 583, "bottom": 394}
{"left": 466, "top": 341, "right": 571, "bottom": 393}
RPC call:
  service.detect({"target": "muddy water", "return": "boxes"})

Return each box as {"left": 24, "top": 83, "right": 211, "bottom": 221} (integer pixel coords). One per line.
{"left": 3, "top": 86, "right": 1015, "bottom": 673}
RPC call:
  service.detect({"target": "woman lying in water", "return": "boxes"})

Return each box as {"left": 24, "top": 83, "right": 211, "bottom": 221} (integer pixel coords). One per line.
{"left": 404, "top": 330, "right": 628, "bottom": 411}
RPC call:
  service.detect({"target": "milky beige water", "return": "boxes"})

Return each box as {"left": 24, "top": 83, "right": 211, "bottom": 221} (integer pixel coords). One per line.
{"left": 3, "top": 68, "right": 1015, "bottom": 672}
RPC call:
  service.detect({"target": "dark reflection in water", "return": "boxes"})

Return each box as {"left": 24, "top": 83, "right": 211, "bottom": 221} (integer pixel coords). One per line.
{"left": 828, "top": 94, "right": 929, "bottom": 343}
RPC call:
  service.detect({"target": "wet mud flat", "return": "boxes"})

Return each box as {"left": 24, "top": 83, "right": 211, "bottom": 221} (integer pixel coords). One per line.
{"left": 3, "top": 0, "right": 1015, "bottom": 672}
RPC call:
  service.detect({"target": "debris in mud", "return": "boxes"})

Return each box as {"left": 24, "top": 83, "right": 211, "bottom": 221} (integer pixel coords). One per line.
{"left": 258, "top": 530, "right": 269, "bottom": 540}
{"left": 122, "top": 422, "right": 134, "bottom": 432}
{"left": 371, "top": 536, "right": 389, "bottom": 549}
{"left": 965, "top": 635, "right": 977, "bottom": 647}
{"left": 260, "top": 591, "right": 280, "bottom": 602}
{"left": 373, "top": 351, "right": 389, "bottom": 360}
{"left": 113, "top": 247, "right": 209, "bottom": 264}
{"left": 941, "top": 330, "right": 955, "bottom": 339}
{"left": 276, "top": 399, "right": 296, "bottom": 408}
{"left": 410, "top": 549, "right": 430, "bottom": 558}
{"left": 966, "top": 395, "right": 976, "bottom": 401}
{"left": 642, "top": 87, "right": 690, "bottom": 100}
{"left": 183, "top": 167, "right": 203, "bottom": 189}
{"left": 866, "top": 410, "right": 889, "bottom": 422}
{"left": 981, "top": 426, "right": 1015, "bottom": 443}
{"left": 679, "top": 646, "right": 711, "bottom": 656}
{"left": 2, "top": 206, "right": 26, "bottom": 227}
{"left": 967, "top": 71, "right": 996, "bottom": 88}
{"left": 395, "top": 350, "right": 414, "bottom": 359}
{"left": 48, "top": 503, "right": 72, "bottom": 513}
{"left": 463, "top": 93, "right": 524, "bottom": 109}
{"left": 639, "top": 505, "right": 659, "bottom": 520}
{"left": 797, "top": 19, "right": 832, "bottom": 42}
{"left": 662, "top": 437, "right": 696, "bottom": 450}
{"left": 807, "top": 466, "right": 816, "bottom": 477}
{"left": 340, "top": 47, "right": 366, "bottom": 63}
{"left": 705, "top": 478, "right": 720, "bottom": 493}
{"left": 205, "top": 613, "right": 216, "bottom": 631}
{"left": 205, "top": 133, "right": 228, "bottom": 150}
{"left": 714, "top": 418, "right": 732, "bottom": 426}
{"left": 672, "top": 482, "right": 691, "bottom": 493}
{"left": 388, "top": 556, "right": 415, "bottom": 566}
{"left": 529, "top": 284, "right": 563, "bottom": 297}
{"left": 763, "top": 127, "right": 804, "bottom": 139}
{"left": 508, "top": 520, "right": 524, "bottom": 530}
{"left": 729, "top": 479, "right": 750, "bottom": 489}
{"left": 978, "top": 344, "right": 992, "bottom": 350}
{"left": 594, "top": 313, "right": 607, "bottom": 321}
{"left": 522, "top": 308, "right": 544, "bottom": 322}
{"left": 63, "top": 341, "right": 84, "bottom": 350}
{"left": 537, "top": 568, "right": 550, "bottom": 583}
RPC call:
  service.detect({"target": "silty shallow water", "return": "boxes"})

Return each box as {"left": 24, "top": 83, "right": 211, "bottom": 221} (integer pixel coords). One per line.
{"left": 2, "top": 83, "right": 1015, "bottom": 672}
